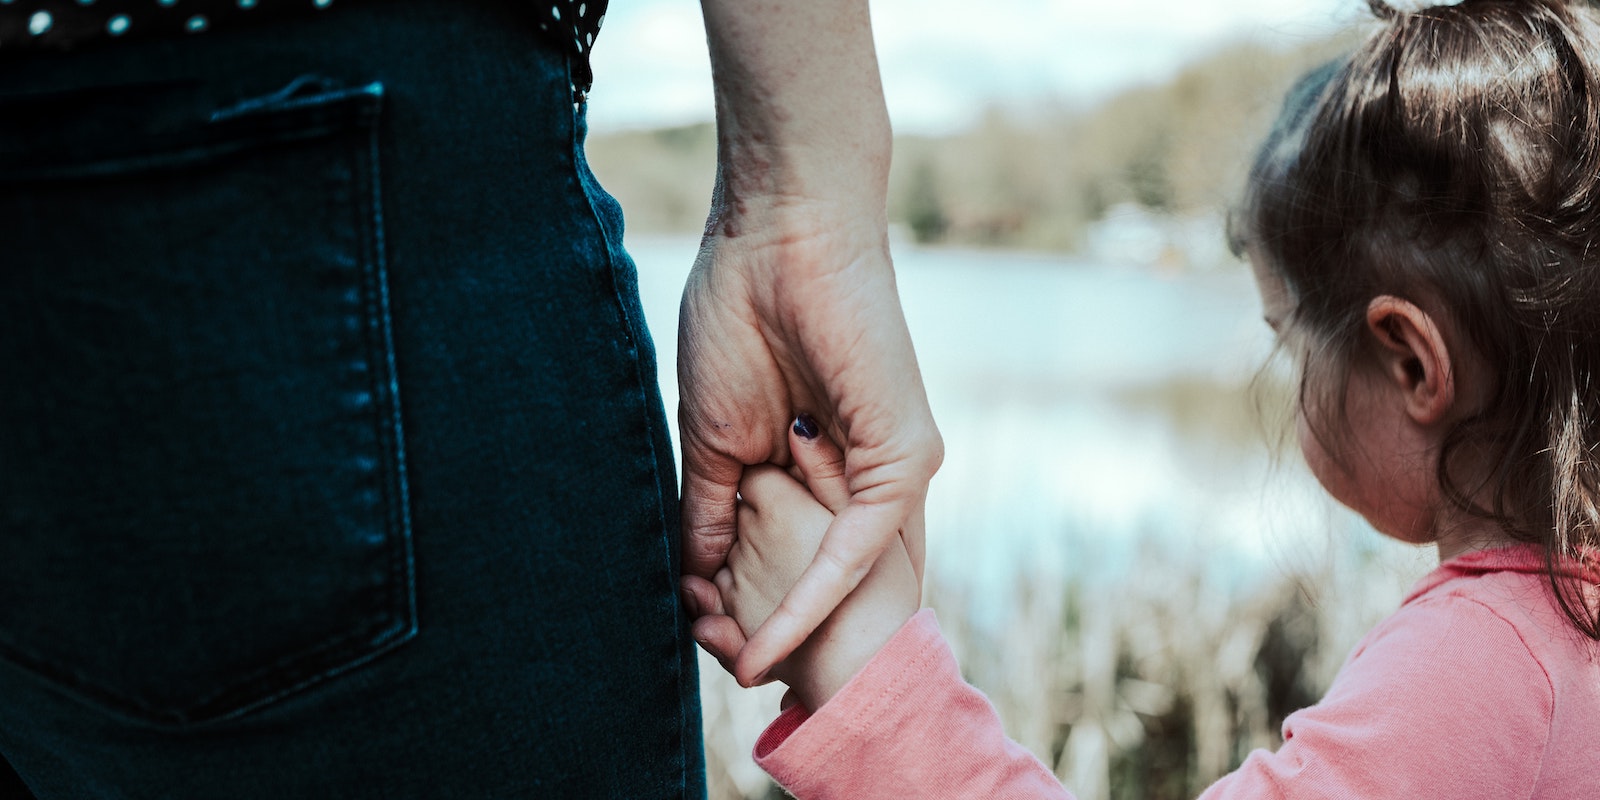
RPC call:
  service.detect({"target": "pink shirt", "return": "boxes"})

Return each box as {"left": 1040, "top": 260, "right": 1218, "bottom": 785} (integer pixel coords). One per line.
{"left": 754, "top": 546, "right": 1600, "bottom": 799}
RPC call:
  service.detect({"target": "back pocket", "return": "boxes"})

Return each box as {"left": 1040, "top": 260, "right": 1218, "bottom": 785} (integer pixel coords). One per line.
{"left": 0, "top": 75, "right": 415, "bottom": 727}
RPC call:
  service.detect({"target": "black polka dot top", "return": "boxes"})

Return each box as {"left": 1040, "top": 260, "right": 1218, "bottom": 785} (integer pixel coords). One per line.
{"left": 0, "top": 0, "right": 610, "bottom": 94}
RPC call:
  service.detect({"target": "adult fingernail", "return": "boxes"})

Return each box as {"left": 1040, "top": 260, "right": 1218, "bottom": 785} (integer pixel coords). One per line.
{"left": 793, "top": 413, "right": 819, "bottom": 440}
{"left": 679, "top": 586, "right": 699, "bottom": 616}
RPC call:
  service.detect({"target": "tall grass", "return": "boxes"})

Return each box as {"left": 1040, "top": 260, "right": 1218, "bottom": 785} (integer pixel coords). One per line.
{"left": 699, "top": 509, "right": 1433, "bottom": 800}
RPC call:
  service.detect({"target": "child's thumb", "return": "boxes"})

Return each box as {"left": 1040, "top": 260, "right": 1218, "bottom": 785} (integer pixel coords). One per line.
{"left": 790, "top": 413, "right": 850, "bottom": 514}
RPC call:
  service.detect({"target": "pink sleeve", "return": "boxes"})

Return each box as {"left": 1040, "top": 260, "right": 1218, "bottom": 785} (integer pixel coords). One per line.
{"left": 1198, "top": 596, "right": 1553, "bottom": 800}
{"left": 754, "top": 609, "right": 1073, "bottom": 800}
{"left": 755, "top": 599, "right": 1554, "bottom": 800}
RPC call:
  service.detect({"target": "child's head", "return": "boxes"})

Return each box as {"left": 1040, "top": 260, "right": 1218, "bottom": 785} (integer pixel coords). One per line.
{"left": 1236, "top": 0, "right": 1600, "bottom": 636}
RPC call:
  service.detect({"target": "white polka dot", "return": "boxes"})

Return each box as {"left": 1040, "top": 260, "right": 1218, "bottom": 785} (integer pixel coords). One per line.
{"left": 239, "top": 0, "right": 257, "bottom": 7}
{"left": 575, "top": 39, "right": 583, "bottom": 53}
{"left": 578, "top": 3, "right": 586, "bottom": 16}
{"left": 108, "top": 14, "right": 131, "bottom": 34}
{"left": 185, "top": 14, "right": 207, "bottom": 31}
{"left": 314, "top": 0, "right": 332, "bottom": 8}
{"left": 27, "top": 10, "right": 50, "bottom": 35}
{"left": 586, "top": 32, "right": 593, "bottom": 46}
{"left": 551, "top": 6, "right": 560, "bottom": 20}
{"left": 597, "top": 14, "right": 604, "bottom": 27}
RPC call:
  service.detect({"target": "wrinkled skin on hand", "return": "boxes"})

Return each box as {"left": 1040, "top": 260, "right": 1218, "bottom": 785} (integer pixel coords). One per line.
{"left": 677, "top": 199, "right": 941, "bottom": 685}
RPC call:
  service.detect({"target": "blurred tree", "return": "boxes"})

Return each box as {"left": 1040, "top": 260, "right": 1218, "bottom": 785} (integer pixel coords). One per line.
{"left": 903, "top": 158, "right": 949, "bottom": 243}
{"left": 589, "top": 32, "right": 1359, "bottom": 254}
{"left": 1126, "top": 132, "right": 1175, "bottom": 212}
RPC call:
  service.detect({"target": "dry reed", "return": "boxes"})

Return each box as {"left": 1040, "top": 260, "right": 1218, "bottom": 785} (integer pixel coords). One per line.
{"left": 699, "top": 530, "right": 1432, "bottom": 800}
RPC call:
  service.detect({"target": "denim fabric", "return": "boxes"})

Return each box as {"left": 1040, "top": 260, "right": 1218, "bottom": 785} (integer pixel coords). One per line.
{"left": 0, "top": 1, "right": 704, "bottom": 797}
{"left": 0, "top": 1, "right": 611, "bottom": 95}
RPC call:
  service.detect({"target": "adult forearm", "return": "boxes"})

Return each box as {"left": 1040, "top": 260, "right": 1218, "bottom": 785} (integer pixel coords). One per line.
{"left": 699, "top": 0, "right": 892, "bottom": 227}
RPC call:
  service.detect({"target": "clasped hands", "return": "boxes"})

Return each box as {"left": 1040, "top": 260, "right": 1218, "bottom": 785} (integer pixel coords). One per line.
{"left": 681, "top": 420, "right": 922, "bottom": 710}
{"left": 676, "top": 203, "right": 941, "bottom": 700}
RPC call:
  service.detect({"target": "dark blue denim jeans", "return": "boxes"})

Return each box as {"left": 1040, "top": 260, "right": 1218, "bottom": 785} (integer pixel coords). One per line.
{"left": 0, "top": 1, "right": 705, "bottom": 797}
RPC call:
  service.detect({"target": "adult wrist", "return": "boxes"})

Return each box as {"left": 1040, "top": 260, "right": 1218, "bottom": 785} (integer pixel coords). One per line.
{"left": 700, "top": 0, "right": 892, "bottom": 212}
{"left": 712, "top": 108, "right": 891, "bottom": 202}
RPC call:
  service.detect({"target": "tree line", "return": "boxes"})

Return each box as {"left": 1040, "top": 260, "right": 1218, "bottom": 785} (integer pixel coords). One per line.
{"left": 587, "top": 31, "right": 1357, "bottom": 253}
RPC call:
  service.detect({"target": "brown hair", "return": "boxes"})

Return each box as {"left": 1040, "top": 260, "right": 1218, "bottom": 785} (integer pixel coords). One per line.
{"left": 1239, "top": 0, "right": 1600, "bottom": 638}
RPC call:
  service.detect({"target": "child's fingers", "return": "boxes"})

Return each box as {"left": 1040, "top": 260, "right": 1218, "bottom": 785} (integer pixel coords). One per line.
{"left": 679, "top": 575, "right": 725, "bottom": 618}
{"left": 738, "top": 463, "right": 800, "bottom": 512}
{"left": 790, "top": 413, "right": 851, "bottom": 514}
{"left": 712, "top": 565, "right": 736, "bottom": 599}
{"left": 734, "top": 500, "right": 902, "bottom": 685}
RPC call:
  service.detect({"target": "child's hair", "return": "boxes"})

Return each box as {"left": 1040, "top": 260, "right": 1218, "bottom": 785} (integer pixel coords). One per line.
{"left": 1236, "top": 0, "right": 1600, "bottom": 639}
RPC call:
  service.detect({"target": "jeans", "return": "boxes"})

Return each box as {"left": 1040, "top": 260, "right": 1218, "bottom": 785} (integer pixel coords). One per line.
{"left": 0, "top": 1, "right": 705, "bottom": 797}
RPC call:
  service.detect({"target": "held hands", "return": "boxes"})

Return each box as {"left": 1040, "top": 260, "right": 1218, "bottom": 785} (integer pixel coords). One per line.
{"left": 678, "top": 206, "right": 942, "bottom": 685}
{"left": 682, "top": 423, "right": 920, "bottom": 710}
{"left": 684, "top": 0, "right": 940, "bottom": 687}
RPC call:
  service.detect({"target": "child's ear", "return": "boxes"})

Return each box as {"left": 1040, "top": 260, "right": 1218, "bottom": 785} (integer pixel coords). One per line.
{"left": 1365, "top": 296, "right": 1455, "bottom": 425}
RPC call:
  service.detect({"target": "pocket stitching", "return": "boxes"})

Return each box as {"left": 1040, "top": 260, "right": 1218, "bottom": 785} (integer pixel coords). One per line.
{"left": 0, "top": 79, "right": 417, "bottom": 727}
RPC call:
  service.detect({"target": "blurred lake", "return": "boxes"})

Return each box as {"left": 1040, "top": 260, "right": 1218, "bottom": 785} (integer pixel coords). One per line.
{"left": 628, "top": 234, "right": 1422, "bottom": 598}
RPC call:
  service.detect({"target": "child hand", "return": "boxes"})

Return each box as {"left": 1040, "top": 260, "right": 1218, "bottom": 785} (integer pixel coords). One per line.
{"left": 683, "top": 420, "right": 921, "bottom": 710}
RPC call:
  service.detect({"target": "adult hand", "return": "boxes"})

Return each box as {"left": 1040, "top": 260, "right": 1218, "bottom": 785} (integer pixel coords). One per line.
{"left": 682, "top": 0, "right": 942, "bottom": 686}
{"left": 682, "top": 423, "right": 922, "bottom": 710}
{"left": 679, "top": 204, "right": 941, "bottom": 686}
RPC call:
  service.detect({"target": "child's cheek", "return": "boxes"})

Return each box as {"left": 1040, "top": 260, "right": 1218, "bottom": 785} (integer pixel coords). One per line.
{"left": 1296, "top": 409, "right": 1339, "bottom": 500}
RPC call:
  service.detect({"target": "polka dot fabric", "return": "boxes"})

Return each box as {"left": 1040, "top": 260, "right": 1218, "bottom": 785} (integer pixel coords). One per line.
{"left": 537, "top": 0, "right": 606, "bottom": 98}
{"left": 0, "top": 0, "right": 609, "bottom": 95}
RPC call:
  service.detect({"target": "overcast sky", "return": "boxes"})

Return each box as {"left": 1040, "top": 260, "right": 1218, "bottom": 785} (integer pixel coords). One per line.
{"left": 586, "top": 0, "right": 1358, "bottom": 134}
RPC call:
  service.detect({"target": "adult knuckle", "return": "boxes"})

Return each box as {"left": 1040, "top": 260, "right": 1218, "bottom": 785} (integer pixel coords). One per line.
{"left": 688, "top": 515, "right": 738, "bottom": 542}
{"left": 911, "top": 426, "right": 945, "bottom": 477}
{"left": 684, "top": 531, "right": 735, "bottom": 571}
{"left": 818, "top": 542, "right": 872, "bottom": 585}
